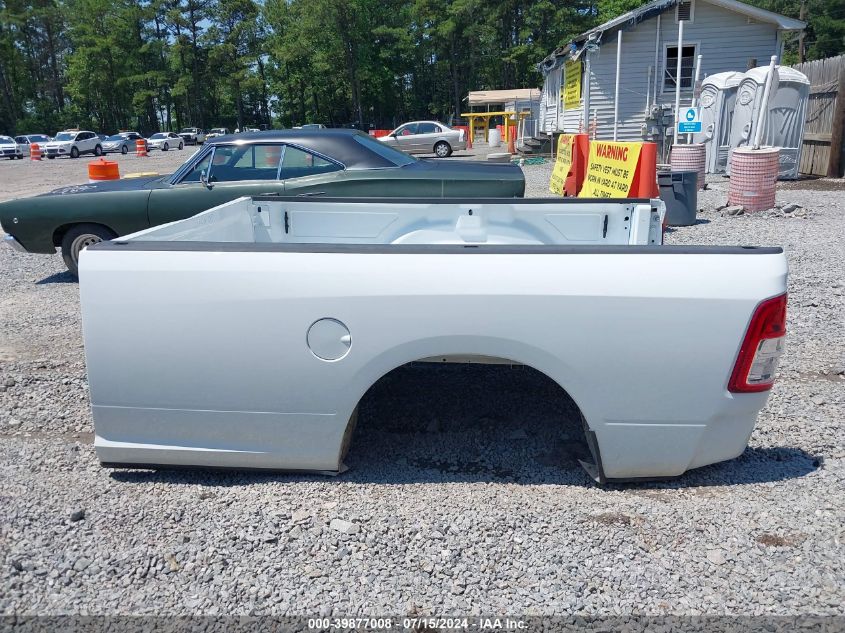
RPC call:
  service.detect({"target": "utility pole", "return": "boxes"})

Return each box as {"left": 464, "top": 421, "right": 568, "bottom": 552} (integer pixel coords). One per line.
{"left": 798, "top": 0, "right": 807, "bottom": 63}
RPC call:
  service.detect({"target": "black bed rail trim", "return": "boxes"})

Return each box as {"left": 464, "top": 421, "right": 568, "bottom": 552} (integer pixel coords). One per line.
{"left": 248, "top": 195, "right": 656, "bottom": 205}
{"left": 93, "top": 241, "right": 784, "bottom": 256}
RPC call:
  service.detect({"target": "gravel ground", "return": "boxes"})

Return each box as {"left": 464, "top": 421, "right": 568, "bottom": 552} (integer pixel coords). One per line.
{"left": 1, "top": 154, "right": 844, "bottom": 617}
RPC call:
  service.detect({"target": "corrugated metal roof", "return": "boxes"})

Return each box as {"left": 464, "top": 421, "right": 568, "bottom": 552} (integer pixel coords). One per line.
{"left": 539, "top": 0, "right": 805, "bottom": 70}
{"left": 576, "top": 0, "right": 805, "bottom": 44}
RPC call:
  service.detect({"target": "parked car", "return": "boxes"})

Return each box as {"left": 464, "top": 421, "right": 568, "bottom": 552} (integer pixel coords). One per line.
{"left": 14, "top": 134, "right": 52, "bottom": 156}
{"left": 379, "top": 121, "right": 466, "bottom": 157}
{"left": 0, "top": 135, "right": 25, "bottom": 159}
{"left": 79, "top": 194, "right": 788, "bottom": 482}
{"left": 42, "top": 130, "right": 102, "bottom": 159}
{"left": 146, "top": 132, "right": 184, "bottom": 152}
{"left": 206, "top": 127, "right": 230, "bottom": 140}
{"left": 102, "top": 132, "right": 146, "bottom": 155}
{"left": 179, "top": 127, "right": 206, "bottom": 145}
{"left": 0, "top": 129, "right": 525, "bottom": 275}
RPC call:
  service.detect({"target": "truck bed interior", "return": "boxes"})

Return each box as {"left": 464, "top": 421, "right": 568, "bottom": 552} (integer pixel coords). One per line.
{"left": 118, "top": 196, "right": 665, "bottom": 247}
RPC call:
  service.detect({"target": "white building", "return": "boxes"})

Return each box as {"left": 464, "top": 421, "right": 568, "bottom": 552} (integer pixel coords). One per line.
{"left": 537, "top": 0, "right": 805, "bottom": 140}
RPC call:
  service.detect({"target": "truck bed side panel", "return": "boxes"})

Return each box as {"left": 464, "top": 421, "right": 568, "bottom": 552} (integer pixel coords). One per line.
{"left": 80, "top": 248, "right": 787, "bottom": 479}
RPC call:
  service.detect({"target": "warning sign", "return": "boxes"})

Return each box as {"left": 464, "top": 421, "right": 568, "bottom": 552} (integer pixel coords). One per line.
{"left": 563, "top": 60, "right": 582, "bottom": 110}
{"left": 549, "top": 134, "right": 574, "bottom": 195}
{"left": 578, "top": 142, "right": 642, "bottom": 198}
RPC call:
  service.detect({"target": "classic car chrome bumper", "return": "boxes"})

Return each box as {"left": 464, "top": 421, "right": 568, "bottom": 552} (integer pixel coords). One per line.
{"left": 3, "top": 234, "right": 27, "bottom": 253}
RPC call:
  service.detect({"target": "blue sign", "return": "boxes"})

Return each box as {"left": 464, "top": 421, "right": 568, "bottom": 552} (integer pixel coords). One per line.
{"left": 678, "top": 121, "right": 702, "bottom": 133}
{"left": 677, "top": 107, "right": 701, "bottom": 134}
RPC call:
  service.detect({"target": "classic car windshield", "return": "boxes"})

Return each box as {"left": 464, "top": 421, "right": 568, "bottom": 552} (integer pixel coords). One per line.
{"left": 54, "top": 133, "right": 74, "bottom": 141}
{"left": 354, "top": 134, "right": 416, "bottom": 166}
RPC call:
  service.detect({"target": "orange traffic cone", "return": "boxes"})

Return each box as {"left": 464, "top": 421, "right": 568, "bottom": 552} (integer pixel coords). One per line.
{"left": 135, "top": 139, "right": 148, "bottom": 158}
{"left": 30, "top": 143, "right": 42, "bottom": 161}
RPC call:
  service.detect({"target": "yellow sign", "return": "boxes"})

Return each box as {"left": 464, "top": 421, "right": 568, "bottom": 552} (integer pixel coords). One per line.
{"left": 579, "top": 142, "right": 642, "bottom": 198}
{"left": 563, "top": 60, "right": 582, "bottom": 109}
{"left": 549, "top": 134, "right": 574, "bottom": 195}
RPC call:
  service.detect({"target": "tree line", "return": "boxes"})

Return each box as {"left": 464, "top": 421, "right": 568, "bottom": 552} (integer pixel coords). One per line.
{"left": 0, "top": 0, "right": 840, "bottom": 135}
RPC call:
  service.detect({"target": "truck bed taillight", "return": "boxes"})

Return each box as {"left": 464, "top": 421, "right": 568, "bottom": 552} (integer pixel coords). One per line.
{"left": 728, "top": 293, "right": 787, "bottom": 393}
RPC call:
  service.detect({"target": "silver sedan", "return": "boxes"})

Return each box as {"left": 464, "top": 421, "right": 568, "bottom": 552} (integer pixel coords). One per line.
{"left": 146, "top": 132, "right": 184, "bottom": 152}
{"left": 379, "top": 121, "right": 466, "bottom": 157}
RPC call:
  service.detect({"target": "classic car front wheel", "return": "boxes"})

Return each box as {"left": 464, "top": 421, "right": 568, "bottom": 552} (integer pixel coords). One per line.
{"left": 61, "top": 224, "right": 117, "bottom": 277}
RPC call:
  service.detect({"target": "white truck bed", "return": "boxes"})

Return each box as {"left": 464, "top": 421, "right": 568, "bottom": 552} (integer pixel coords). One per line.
{"left": 79, "top": 196, "right": 788, "bottom": 482}
{"left": 117, "top": 196, "right": 665, "bottom": 246}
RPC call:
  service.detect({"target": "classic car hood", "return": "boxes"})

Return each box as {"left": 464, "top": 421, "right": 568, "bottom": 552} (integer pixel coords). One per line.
{"left": 38, "top": 175, "right": 171, "bottom": 197}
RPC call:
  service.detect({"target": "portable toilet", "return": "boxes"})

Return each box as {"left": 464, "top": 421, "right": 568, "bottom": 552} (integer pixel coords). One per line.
{"left": 727, "top": 66, "right": 809, "bottom": 179}
{"left": 728, "top": 66, "right": 778, "bottom": 165}
{"left": 759, "top": 67, "right": 810, "bottom": 179}
{"left": 694, "top": 72, "right": 743, "bottom": 174}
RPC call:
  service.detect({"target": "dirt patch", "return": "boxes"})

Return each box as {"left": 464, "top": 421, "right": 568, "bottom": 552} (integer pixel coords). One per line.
{"left": 780, "top": 178, "right": 845, "bottom": 192}
{"left": 756, "top": 532, "right": 805, "bottom": 547}
{"left": 793, "top": 370, "right": 845, "bottom": 383}
{"left": 592, "top": 512, "right": 633, "bottom": 526}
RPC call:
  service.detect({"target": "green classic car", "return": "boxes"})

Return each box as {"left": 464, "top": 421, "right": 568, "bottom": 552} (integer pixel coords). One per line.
{"left": 0, "top": 129, "right": 525, "bottom": 275}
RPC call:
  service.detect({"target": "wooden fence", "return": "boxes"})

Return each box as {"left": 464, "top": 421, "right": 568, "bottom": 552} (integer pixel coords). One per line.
{"left": 793, "top": 55, "right": 845, "bottom": 177}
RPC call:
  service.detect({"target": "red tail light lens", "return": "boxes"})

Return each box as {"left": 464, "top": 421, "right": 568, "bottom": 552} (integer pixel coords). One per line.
{"left": 728, "top": 293, "right": 787, "bottom": 393}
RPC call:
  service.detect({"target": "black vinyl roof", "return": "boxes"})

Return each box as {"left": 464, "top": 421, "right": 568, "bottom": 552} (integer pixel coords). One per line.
{"left": 206, "top": 129, "right": 397, "bottom": 169}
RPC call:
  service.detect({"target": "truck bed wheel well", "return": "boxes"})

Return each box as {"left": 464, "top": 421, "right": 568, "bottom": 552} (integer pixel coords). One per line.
{"left": 342, "top": 360, "right": 601, "bottom": 481}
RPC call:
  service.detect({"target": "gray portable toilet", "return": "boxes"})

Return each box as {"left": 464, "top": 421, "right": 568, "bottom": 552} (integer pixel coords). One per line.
{"left": 729, "top": 66, "right": 778, "bottom": 161}
{"left": 757, "top": 67, "right": 810, "bottom": 179}
{"left": 694, "top": 72, "right": 743, "bottom": 174}
{"left": 727, "top": 66, "right": 809, "bottom": 179}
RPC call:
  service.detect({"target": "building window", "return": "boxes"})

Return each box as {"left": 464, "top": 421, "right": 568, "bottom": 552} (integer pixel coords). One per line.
{"left": 664, "top": 44, "right": 697, "bottom": 91}
{"left": 676, "top": 0, "right": 694, "bottom": 22}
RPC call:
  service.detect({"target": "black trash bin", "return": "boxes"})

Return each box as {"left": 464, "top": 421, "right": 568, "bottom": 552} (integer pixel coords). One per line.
{"left": 658, "top": 170, "right": 698, "bottom": 226}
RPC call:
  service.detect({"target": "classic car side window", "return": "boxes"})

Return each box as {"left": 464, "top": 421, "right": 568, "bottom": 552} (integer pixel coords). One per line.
{"left": 180, "top": 151, "right": 213, "bottom": 183}
{"left": 417, "top": 123, "right": 438, "bottom": 134}
{"left": 210, "top": 144, "right": 281, "bottom": 181}
{"left": 396, "top": 123, "right": 419, "bottom": 136}
{"left": 279, "top": 146, "right": 342, "bottom": 180}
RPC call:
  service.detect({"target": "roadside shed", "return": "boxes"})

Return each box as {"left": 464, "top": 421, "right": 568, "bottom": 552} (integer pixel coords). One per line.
{"left": 462, "top": 89, "right": 540, "bottom": 143}
{"left": 537, "top": 0, "right": 805, "bottom": 140}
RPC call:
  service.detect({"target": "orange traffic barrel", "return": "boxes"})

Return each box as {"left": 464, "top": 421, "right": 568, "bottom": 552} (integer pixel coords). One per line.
{"left": 30, "top": 143, "right": 42, "bottom": 161}
{"left": 631, "top": 142, "right": 660, "bottom": 199}
{"left": 88, "top": 158, "right": 120, "bottom": 183}
{"left": 564, "top": 133, "right": 591, "bottom": 197}
{"left": 135, "top": 139, "right": 148, "bottom": 157}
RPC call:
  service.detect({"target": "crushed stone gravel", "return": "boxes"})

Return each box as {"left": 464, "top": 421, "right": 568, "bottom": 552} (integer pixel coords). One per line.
{"left": 0, "top": 156, "right": 843, "bottom": 617}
